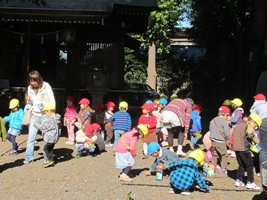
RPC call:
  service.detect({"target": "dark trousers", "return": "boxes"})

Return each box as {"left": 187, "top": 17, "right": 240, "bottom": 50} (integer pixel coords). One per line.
{"left": 43, "top": 143, "right": 55, "bottom": 161}
{"left": 168, "top": 126, "right": 184, "bottom": 147}
{"left": 6, "top": 133, "right": 17, "bottom": 150}
{"left": 236, "top": 151, "right": 254, "bottom": 183}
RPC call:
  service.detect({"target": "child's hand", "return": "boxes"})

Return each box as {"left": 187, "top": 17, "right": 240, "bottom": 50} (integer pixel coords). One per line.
{"left": 210, "top": 163, "right": 215, "bottom": 171}
{"left": 184, "top": 133, "right": 188, "bottom": 139}
{"left": 144, "top": 170, "right": 151, "bottom": 177}
{"left": 78, "top": 119, "right": 81, "bottom": 123}
{"left": 157, "top": 163, "right": 167, "bottom": 170}
{"left": 18, "top": 123, "right": 22, "bottom": 125}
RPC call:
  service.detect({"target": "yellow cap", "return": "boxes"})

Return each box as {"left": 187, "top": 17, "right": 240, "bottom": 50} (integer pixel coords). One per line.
{"left": 9, "top": 99, "right": 19, "bottom": 109}
{"left": 249, "top": 113, "right": 262, "bottom": 127}
{"left": 137, "top": 124, "right": 148, "bottom": 137}
{"left": 43, "top": 102, "right": 56, "bottom": 111}
{"left": 119, "top": 101, "right": 128, "bottom": 108}
{"left": 189, "top": 149, "right": 205, "bottom": 166}
{"left": 170, "top": 94, "right": 178, "bottom": 101}
{"left": 222, "top": 99, "right": 232, "bottom": 106}
{"left": 231, "top": 98, "right": 243, "bottom": 107}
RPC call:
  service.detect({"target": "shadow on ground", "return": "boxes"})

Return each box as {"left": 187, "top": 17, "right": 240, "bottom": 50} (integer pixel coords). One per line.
{"left": 0, "top": 159, "right": 24, "bottom": 173}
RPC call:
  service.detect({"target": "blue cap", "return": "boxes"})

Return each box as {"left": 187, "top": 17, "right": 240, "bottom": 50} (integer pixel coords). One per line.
{"left": 148, "top": 142, "right": 160, "bottom": 155}
{"left": 145, "top": 100, "right": 153, "bottom": 104}
{"left": 158, "top": 98, "right": 167, "bottom": 105}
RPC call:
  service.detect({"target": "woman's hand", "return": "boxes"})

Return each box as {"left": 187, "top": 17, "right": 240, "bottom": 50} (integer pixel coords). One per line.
{"left": 26, "top": 96, "right": 31, "bottom": 101}
{"left": 184, "top": 133, "right": 188, "bottom": 139}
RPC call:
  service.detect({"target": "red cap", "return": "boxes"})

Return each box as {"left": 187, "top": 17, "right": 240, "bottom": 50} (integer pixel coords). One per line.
{"left": 92, "top": 123, "right": 101, "bottom": 131}
{"left": 193, "top": 104, "right": 203, "bottom": 111}
{"left": 66, "top": 96, "right": 74, "bottom": 102}
{"left": 151, "top": 102, "right": 158, "bottom": 110}
{"left": 84, "top": 124, "right": 94, "bottom": 136}
{"left": 79, "top": 98, "right": 90, "bottom": 105}
{"left": 141, "top": 103, "right": 153, "bottom": 111}
{"left": 96, "top": 104, "right": 105, "bottom": 111}
{"left": 106, "top": 101, "right": 116, "bottom": 108}
{"left": 254, "top": 94, "right": 266, "bottom": 101}
{"left": 218, "top": 106, "right": 230, "bottom": 115}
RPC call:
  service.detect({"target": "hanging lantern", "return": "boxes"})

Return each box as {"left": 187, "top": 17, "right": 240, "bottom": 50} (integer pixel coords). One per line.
{"left": 63, "top": 28, "right": 76, "bottom": 44}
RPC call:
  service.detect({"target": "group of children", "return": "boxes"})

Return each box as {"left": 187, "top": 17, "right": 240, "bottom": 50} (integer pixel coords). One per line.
{"left": 1, "top": 94, "right": 264, "bottom": 195}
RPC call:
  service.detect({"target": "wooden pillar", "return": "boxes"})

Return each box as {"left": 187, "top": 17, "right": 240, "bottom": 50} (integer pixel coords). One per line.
{"left": 148, "top": 43, "right": 157, "bottom": 90}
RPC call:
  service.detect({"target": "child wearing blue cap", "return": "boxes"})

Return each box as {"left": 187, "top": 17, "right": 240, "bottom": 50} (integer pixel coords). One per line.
{"left": 144, "top": 142, "right": 180, "bottom": 177}
{"left": 158, "top": 99, "right": 168, "bottom": 112}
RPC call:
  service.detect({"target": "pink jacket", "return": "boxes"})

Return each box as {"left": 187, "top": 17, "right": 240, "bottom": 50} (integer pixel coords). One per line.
{"left": 66, "top": 104, "right": 77, "bottom": 119}
{"left": 115, "top": 129, "right": 138, "bottom": 156}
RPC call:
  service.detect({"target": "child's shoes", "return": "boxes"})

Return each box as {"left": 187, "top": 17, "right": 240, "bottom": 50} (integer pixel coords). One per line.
{"left": 220, "top": 168, "right": 227, "bottom": 174}
{"left": 9, "top": 150, "right": 18, "bottom": 156}
{"left": 215, "top": 165, "right": 221, "bottom": 172}
{"left": 76, "top": 153, "right": 82, "bottom": 158}
{"left": 169, "top": 187, "right": 175, "bottom": 194}
{"left": 43, "top": 160, "right": 55, "bottom": 168}
{"left": 161, "top": 141, "right": 168, "bottom": 147}
{"left": 119, "top": 175, "right": 133, "bottom": 182}
{"left": 142, "top": 154, "right": 148, "bottom": 159}
{"left": 235, "top": 179, "right": 245, "bottom": 187}
{"left": 246, "top": 182, "right": 260, "bottom": 190}
{"left": 230, "top": 151, "right": 236, "bottom": 158}
{"left": 227, "top": 149, "right": 233, "bottom": 155}
{"left": 176, "top": 150, "right": 186, "bottom": 157}
{"left": 66, "top": 140, "right": 74, "bottom": 145}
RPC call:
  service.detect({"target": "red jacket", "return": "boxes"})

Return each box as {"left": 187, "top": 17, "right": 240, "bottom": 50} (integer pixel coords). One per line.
{"left": 138, "top": 114, "right": 157, "bottom": 133}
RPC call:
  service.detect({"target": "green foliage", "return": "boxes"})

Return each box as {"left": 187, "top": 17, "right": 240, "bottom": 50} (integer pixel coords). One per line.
{"left": 124, "top": 48, "right": 147, "bottom": 83}
{"left": 135, "top": 0, "right": 189, "bottom": 54}
{"left": 1, "top": 0, "right": 47, "bottom": 6}
{"left": 126, "top": 191, "right": 134, "bottom": 200}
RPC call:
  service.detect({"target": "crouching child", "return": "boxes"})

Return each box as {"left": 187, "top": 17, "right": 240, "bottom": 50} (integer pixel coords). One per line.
{"left": 75, "top": 123, "right": 105, "bottom": 158}
{"left": 34, "top": 103, "right": 61, "bottom": 168}
{"left": 144, "top": 142, "right": 180, "bottom": 177}
{"left": 168, "top": 149, "right": 210, "bottom": 195}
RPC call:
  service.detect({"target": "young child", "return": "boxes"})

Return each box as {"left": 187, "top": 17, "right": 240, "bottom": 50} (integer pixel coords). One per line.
{"left": 138, "top": 103, "right": 158, "bottom": 159}
{"left": 34, "top": 102, "right": 61, "bottom": 167}
{"left": 189, "top": 104, "right": 203, "bottom": 150}
{"left": 151, "top": 102, "right": 162, "bottom": 136}
{"left": 3, "top": 99, "right": 24, "bottom": 155}
{"left": 75, "top": 123, "right": 105, "bottom": 158}
{"left": 158, "top": 98, "right": 168, "bottom": 112}
{"left": 109, "top": 101, "right": 132, "bottom": 150}
{"left": 104, "top": 101, "right": 115, "bottom": 147}
{"left": 64, "top": 96, "right": 77, "bottom": 145}
{"left": 76, "top": 98, "right": 95, "bottom": 127}
{"left": 233, "top": 113, "right": 261, "bottom": 190}
{"left": 168, "top": 149, "right": 210, "bottom": 195}
{"left": 144, "top": 142, "right": 180, "bottom": 177}
{"left": 115, "top": 124, "right": 148, "bottom": 182}
{"left": 209, "top": 106, "right": 231, "bottom": 174}
{"left": 95, "top": 103, "right": 105, "bottom": 137}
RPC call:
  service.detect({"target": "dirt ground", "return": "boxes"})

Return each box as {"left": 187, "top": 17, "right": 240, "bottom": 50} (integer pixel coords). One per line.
{"left": 0, "top": 128, "right": 266, "bottom": 200}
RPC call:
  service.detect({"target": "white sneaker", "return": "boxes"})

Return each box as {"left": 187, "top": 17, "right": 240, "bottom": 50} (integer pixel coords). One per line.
{"left": 246, "top": 182, "right": 260, "bottom": 190}
{"left": 180, "top": 191, "right": 192, "bottom": 195}
{"left": 176, "top": 150, "right": 186, "bottom": 156}
{"left": 235, "top": 179, "right": 245, "bottom": 187}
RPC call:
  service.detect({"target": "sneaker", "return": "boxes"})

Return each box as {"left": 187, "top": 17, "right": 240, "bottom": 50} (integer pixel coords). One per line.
{"left": 169, "top": 187, "right": 175, "bottom": 194}
{"left": 16, "top": 143, "right": 21, "bottom": 151}
{"left": 66, "top": 141, "right": 74, "bottom": 145}
{"left": 23, "top": 158, "right": 32, "bottom": 164}
{"left": 34, "top": 140, "right": 38, "bottom": 143}
{"left": 230, "top": 151, "right": 236, "bottom": 158}
{"left": 9, "top": 150, "right": 18, "bottom": 156}
{"left": 256, "top": 173, "right": 261, "bottom": 177}
{"left": 220, "top": 168, "right": 228, "bottom": 174}
{"left": 119, "top": 175, "right": 133, "bottom": 182}
{"left": 227, "top": 149, "right": 233, "bottom": 155}
{"left": 43, "top": 160, "right": 54, "bottom": 168}
{"left": 215, "top": 164, "right": 222, "bottom": 172}
{"left": 181, "top": 191, "right": 192, "bottom": 195}
{"left": 246, "top": 182, "right": 260, "bottom": 190}
{"left": 76, "top": 153, "right": 82, "bottom": 158}
{"left": 161, "top": 141, "right": 168, "bottom": 147}
{"left": 235, "top": 179, "right": 245, "bottom": 187}
{"left": 142, "top": 154, "right": 148, "bottom": 159}
{"left": 176, "top": 151, "right": 186, "bottom": 156}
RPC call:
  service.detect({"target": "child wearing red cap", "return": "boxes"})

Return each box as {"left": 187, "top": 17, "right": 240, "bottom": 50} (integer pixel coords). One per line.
{"left": 104, "top": 101, "right": 116, "bottom": 147}
{"left": 209, "top": 106, "right": 231, "bottom": 174}
{"left": 189, "top": 104, "right": 203, "bottom": 150}
{"left": 75, "top": 123, "right": 105, "bottom": 158}
{"left": 76, "top": 98, "right": 95, "bottom": 128}
{"left": 138, "top": 103, "right": 158, "bottom": 159}
{"left": 64, "top": 96, "right": 78, "bottom": 145}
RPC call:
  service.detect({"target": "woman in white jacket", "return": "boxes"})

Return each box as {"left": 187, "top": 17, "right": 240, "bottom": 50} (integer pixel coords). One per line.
{"left": 24, "top": 70, "right": 56, "bottom": 164}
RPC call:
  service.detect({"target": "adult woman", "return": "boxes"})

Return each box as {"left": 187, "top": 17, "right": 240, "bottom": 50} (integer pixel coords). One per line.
{"left": 161, "top": 98, "right": 194, "bottom": 156}
{"left": 24, "top": 70, "right": 55, "bottom": 163}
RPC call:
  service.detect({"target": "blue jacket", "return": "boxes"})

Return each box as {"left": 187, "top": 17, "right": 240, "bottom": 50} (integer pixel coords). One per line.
{"left": 4, "top": 108, "right": 24, "bottom": 130}
{"left": 189, "top": 110, "right": 202, "bottom": 133}
{"left": 150, "top": 148, "right": 180, "bottom": 172}
{"left": 109, "top": 110, "right": 131, "bottom": 131}
{"left": 169, "top": 158, "right": 210, "bottom": 191}
{"left": 250, "top": 100, "right": 267, "bottom": 120}
{"left": 35, "top": 114, "right": 61, "bottom": 143}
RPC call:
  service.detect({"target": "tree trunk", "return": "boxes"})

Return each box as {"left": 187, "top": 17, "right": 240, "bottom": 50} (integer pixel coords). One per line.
{"left": 148, "top": 43, "right": 157, "bottom": 90}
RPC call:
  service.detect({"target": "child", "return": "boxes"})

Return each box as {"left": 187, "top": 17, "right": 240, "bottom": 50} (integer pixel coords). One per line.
{"left": 3, "top": 99, "right": 24, "bottom": 155}
{"left": 158, "top": 98, "right": 168, "bottom": 112}
{"left": 64, "top": 96, "right": 77, "bottom": 145}
{"left": 233, "top": 113, "right": 261, "bottom": 190}
{"left": 138, "top": 103, "right": 158, "bottom": 159}
{"left": 168, "top": 149, "right": 210, "bottom": 195}
{"left": 109, "top": 101, "right": 132, "bottom": 150}
{"left": 209, "top": 106, "right": 231, "bottom": 174}
{"left": 189, "top": 104, "right": 203, "bottom": 150}
{"left": 115, "top": 124, "right": 148, "bottom": 182}
{"left": 151, "top": 102, "right": 162, "bottom": 136}
{"left": 34, "top": 102, "right": 61, "bottom": 167}
{"left": 76, "top": 98, "right": 95, "bottom": 127}
{"left": 144, "top": 142, "right": 180, "bottom": 177}
{"left": 95, "top": 103, "right": 105, "bottom": 137}
{"left": 104, "top": 101, "right": 115, "bottom": 147}
{"left": 75, "top": 123, "right": 105, "bottom": 158}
